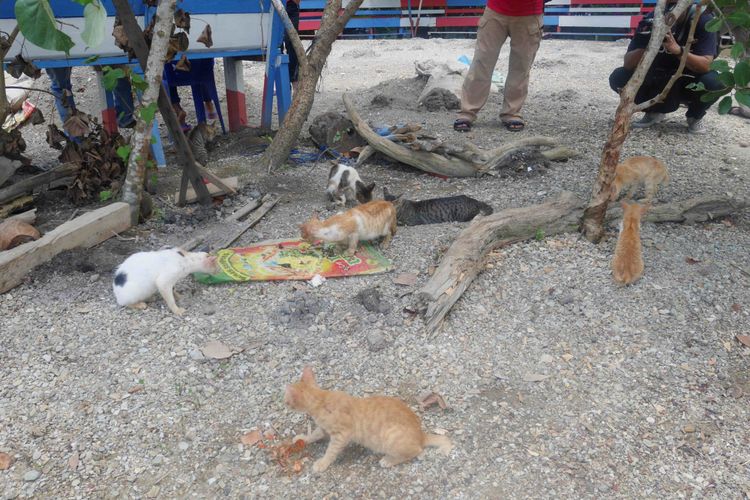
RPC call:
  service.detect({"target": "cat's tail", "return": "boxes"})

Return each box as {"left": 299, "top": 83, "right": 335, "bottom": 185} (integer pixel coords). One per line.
{"left": 423, "top": 433, "right": 453, "bottom": 456}
{"left": 477, "top": 201, "right": 494, "bottom": 216}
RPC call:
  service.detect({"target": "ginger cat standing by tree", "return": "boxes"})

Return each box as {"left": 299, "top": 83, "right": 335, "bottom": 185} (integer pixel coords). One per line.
{"left": 609, "top": 155, "right": 669, "bottom": 203}
{"left": 300, "top": 200, "right": 396, "bottom": 255}
{"left": 285, "top": 367, "right": 452, "bottom": 472}
{"left": 612, "top": 201, "right": 650, "bottom": 285}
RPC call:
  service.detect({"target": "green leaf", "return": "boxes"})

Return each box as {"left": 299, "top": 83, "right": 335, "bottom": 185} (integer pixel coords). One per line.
{"left": 99, "top": 190, "right": 113, "bottom": 202}
{"left": 81, "top": 1, "right": 106, "bottom": 48}
{"left": 730, "top": 43, "right": 745, "bottom": 61}
{"left": 718, "top": 96, "right": 733, "bottom": 114}
{"left": 102, "top": 66, "right": 126, "bottom": 91}
{"left": 84, "top": 55, "right": 100, "bottom": 64}
{"left": 116, "top": 145, "right": 132, "bottom": 163}
{"left": 705, "top": 17, "right": 723, "bottom": 33}
{"left": 736, "top": 89, "right": 750, "bottom": 108}
{"left": 700, "top": 88, "right": 731, "bottom": 103}
{"left": 150, "top": 135, "right": 157, "bottom": 145}
{"left": 72, "top": 0, "right": 95, "bottom": 5}
{"left": 15, "top": 0, "right": 75, "bottom": 54}
{"left": 139, "top": 102, "right": 158, "bottom": 123}
{"left": 734, "top": 60, "right": 750, "bottom": 87}
{"left": 710, "top": 59, "right": 730, "bottom": 72}
{"left": 726, "top": 11, "right": 750, "bottom": 27}
{"left": 686, "top": 82, "right": 706, "bottom": 91}
{"left": 718, "top": 71, "right": 735, "bottom": 87}
{"left": 129, "top": 72, "right": 148, "bottom": 93}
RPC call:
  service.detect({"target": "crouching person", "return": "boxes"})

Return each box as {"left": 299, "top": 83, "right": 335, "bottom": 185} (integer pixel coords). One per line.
{"left": 609, "top": 1, "right": 722, "bottom": 134}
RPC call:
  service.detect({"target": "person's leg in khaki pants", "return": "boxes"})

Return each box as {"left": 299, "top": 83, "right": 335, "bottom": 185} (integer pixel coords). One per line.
{"left": 457, "top": 9, "right": 508, "bottom": 124}
{"left": 501, "top": 15, "right": 543, "bottom": 125}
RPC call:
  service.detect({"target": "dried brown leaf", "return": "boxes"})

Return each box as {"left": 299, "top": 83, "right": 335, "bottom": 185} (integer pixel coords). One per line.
{"left": 174, "top": 9, "right": 191, "bottom": 32}
{"left": 68, "top": 452, "right": 79, "bottom": 470}
{"left": 200, "top": 340, "right": 238, "bottom": 359}
{"left": 197, "top": 24, "right": 213, "bottom": 48}
{"left": 731, "top": 303, "right": 742, "bottom": 313}
{"left": 0, "top": 452, "right": 12, "bottom": 470}
{"left": 175, "top": 54, "right": 191, "bottom": 72}
{"left": 685, "top": 257, "right": 701, "bottom": 265}
{"left": 292, "top": 460, "right": 303, "bottom": 473}
{"left": 240, "top": 430, "right": 262, "bottom": 446}
{"left": 418, "top": 391, "right": 448, "bottom": 410}
{"left": 127, "top": 385, "right": 144, "bottom": 394}
{"left": 393, "top": 272, "right": 418, "bottom": 286}
{"left": 167, "top": 32, "right": 190, "bottom": 60}
{"left": 736, "top": 335, "right": 750, "bottom": 348}
{"left": 523, "top": 373, "right": 551, "bottom": 383}
{"left": 112, "top": 24, "right": 130, "bottom": 52}
{"left": 7, "top": 55, "right": 41, "bottom": 79}
{"left": 63, "top": 114, "right": 90, "bottom": 138}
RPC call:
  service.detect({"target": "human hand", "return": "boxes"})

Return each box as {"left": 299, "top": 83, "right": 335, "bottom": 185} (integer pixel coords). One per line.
{"left": 663, "top": 32, "right": 681, "bottom": 55}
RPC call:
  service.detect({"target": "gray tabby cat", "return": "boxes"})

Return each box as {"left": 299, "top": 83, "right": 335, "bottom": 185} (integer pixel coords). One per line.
{"left": 188, "top": 121, "right": 219, "bottom": 166}
{"left": 383, "top": 187, "right": 493, "bottom": 226}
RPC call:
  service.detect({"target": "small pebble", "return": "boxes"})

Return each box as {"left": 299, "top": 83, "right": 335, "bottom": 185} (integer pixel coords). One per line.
{"left": 23, "top": 470, "right": 40, "bottom": 482}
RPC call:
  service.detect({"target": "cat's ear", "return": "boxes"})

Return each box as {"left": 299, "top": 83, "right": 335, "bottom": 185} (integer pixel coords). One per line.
{"left": 284, "top": 385, "right": 300, "bottom": 407}
{"left": 639, "top": 203, "right": 651, "bottom": 215}
{"left": 365, "top": 182, "right": 376, "bottom": 193}
{"left": 620, "top": 200, "right": 628, "bottom": 210}
{"left": 301, "top": 366, "right": 317, "bottom": 385}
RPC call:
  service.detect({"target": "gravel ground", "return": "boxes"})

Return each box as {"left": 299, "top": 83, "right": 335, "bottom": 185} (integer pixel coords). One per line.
{"left": 1, "top": 38, "right": 750, "bottom": 499}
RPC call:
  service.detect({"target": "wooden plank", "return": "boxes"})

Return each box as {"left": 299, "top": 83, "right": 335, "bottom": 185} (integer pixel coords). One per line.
{"left": 212, "top": 194, "right": 280, "bottom": 250}
{"left": 0, "top": 202, "right": 131, "bottom": 293}
{"left": 175, "top": 177, "right": 239, "bottom": 204}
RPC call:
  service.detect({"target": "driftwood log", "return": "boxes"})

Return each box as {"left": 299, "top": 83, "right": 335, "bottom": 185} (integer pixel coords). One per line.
{"left": 343, "top": 94, "right": 576, "bottom": 177}
{"left": 0, "top": 162, "right": 79, "bottom": 205}
{"left": 417, "top": 191, "right": 749, "bottom": 334}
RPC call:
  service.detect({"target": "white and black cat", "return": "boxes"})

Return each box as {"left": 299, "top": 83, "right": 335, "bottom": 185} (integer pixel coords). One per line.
{"left": 326, "top": 163, "right": 375, "bottom": 207}
{"left": 383, "top": 187, "right": 493, "bottom": 226}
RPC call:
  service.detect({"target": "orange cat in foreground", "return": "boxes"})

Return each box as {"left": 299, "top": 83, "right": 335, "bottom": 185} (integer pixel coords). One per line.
{"left": 285, "top": 367, "right": 452, "bottom": 472}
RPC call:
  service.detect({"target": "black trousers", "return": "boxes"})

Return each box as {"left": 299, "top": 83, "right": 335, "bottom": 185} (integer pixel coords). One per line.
{"left": 609, "top": 67, "right": 723, "bottom": 120}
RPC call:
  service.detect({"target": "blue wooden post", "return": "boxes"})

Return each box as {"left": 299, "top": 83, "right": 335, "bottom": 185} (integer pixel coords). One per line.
{"left": 275, "top": 53, "right": 292, "bottom": 123}
{"left": 263, "top": 0, "right": 286, "bottom": 128}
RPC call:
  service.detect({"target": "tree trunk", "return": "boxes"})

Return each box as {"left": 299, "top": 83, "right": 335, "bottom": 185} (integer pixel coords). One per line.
{"left": 120, "top": 0, "right": 177, "bottom": 224}
{"left": 259, "top": 0, "right": 365, "bottom": 172}
{"left": 580, "top": 0, "right": 693, "bottom": 242}
{"left": 418, "top": 191, "right": 749, "bottom": 334}
{"left": 0, "top": 26, "right": 20, "bottom": 126}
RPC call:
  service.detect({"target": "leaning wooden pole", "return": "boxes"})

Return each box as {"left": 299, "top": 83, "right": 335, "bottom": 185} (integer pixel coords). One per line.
{"left": 580, "top": 0, "right": 692, "bottom": 242}
{"left": 119, "top": 0, "right": 177, "bottom": 224}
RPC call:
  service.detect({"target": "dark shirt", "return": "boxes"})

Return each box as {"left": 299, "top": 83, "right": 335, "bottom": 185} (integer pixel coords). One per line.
{"left": 628, "top": 8, "right": 717, "bottom": 75}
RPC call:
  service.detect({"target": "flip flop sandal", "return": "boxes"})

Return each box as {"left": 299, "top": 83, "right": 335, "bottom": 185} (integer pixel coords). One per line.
{"left": 503, "top": 120, "right": 525, "bottom": 132}
{"left": 453, "top": 119, "right": 472, "bottom": 132}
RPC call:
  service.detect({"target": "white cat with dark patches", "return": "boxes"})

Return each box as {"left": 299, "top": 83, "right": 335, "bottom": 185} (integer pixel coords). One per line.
{"left": 326, "top": 163, "right": 375, "bottom": 207}
{"left": 112, "top": 248, "right": 217, "bottom": 315}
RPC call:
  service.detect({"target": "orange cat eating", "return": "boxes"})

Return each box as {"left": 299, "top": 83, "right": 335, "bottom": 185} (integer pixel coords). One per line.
{"left": 285, "top": 367, "right": 452, "bottom": 472}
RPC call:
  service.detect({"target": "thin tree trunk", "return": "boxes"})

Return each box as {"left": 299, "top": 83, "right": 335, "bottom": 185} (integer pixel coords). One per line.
{"left": 120, "top": 0, "right": 176, "bottom": 224}
{"left": 580, "top": 0, "right": 692, "bottom": 242}
{"left": 259, "top": 0, "right": 365, "bottom": 172}
{"left": 0, "top": 26, "right": 20, "bottom": 126}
